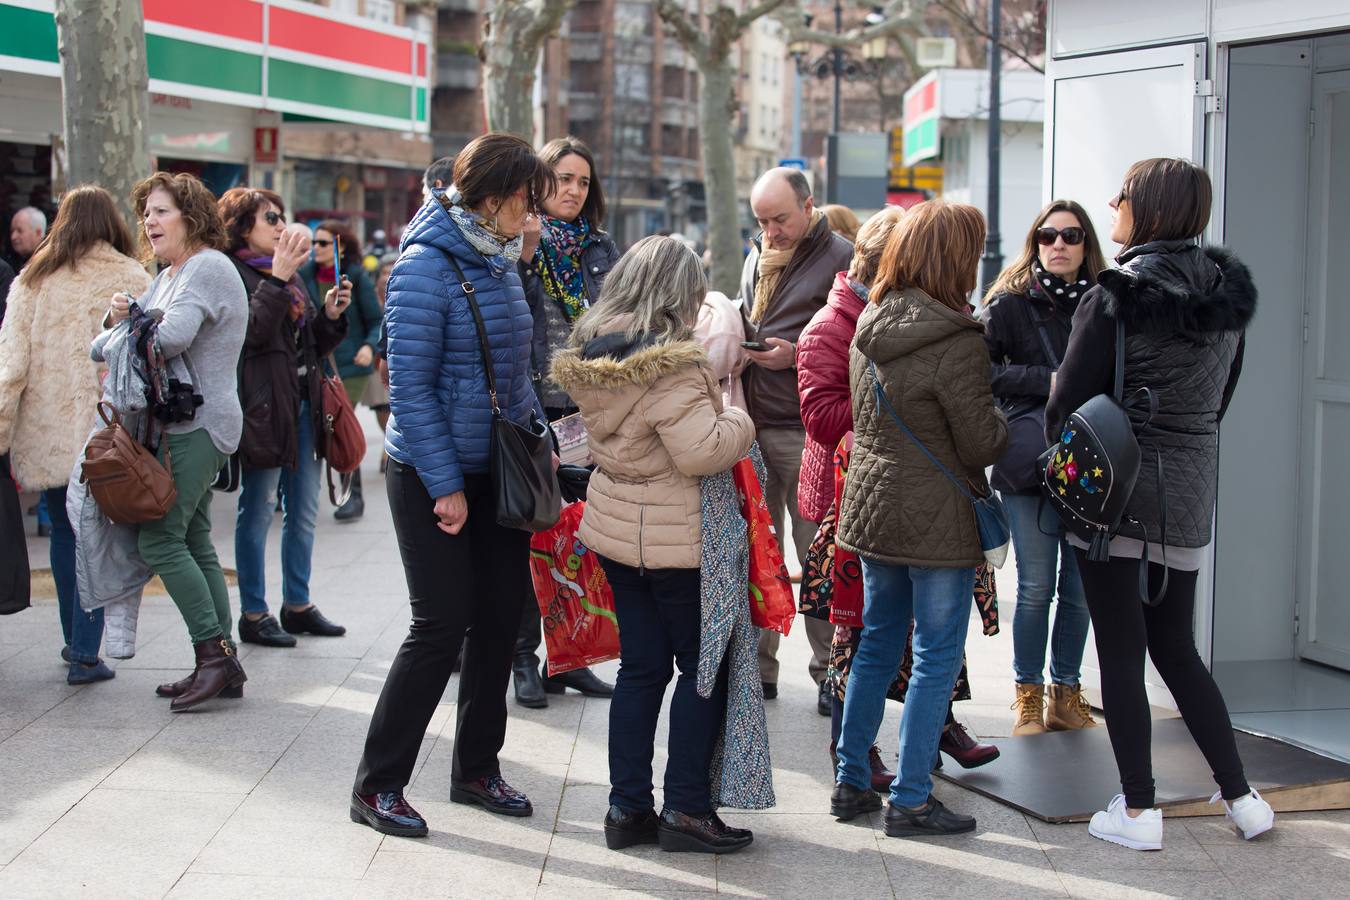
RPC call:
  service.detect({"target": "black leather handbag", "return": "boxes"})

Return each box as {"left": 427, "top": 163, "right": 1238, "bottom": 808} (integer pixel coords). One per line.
{"left": 0, "top": 454, "right": 31, "bottom": 616}
{"left": 446, "top": 251, "right": 561, "bottom": 533}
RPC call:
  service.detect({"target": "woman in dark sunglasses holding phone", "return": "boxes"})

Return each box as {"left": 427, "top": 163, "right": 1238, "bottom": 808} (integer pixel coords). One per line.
{"left": 980, "top": 200, "right": 1106, "bottom": 736}
{"left": 218, "top": 188, "right": 352, "bottom": 653}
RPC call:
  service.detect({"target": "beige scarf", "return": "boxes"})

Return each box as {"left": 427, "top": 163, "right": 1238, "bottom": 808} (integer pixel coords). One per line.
{"left": 750, "top": 208, "right": 824, "bottom": 324}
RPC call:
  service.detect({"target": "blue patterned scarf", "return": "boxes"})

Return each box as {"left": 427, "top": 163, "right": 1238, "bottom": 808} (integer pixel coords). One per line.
{"left": 535, "top": 215, "right": 594, "bottom": 323}
{"left": 439, "top": 189, "right": 523, "bottom": 266}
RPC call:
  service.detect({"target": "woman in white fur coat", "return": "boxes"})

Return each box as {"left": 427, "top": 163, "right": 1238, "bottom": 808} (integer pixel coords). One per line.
{"left": 0, "top": 185, "right": 150, "bottom": 684}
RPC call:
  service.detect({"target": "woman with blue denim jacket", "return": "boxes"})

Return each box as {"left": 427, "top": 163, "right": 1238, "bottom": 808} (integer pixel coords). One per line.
{"left": 350, "top": 134, "right": 556, "bottom": 838}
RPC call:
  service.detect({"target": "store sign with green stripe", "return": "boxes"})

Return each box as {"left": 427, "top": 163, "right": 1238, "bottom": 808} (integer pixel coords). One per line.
{"left": 0, "top": 0, "right": 430, "bottom": 133}
{"left": 902, "top": 72, "right": 940, "bottom": 168}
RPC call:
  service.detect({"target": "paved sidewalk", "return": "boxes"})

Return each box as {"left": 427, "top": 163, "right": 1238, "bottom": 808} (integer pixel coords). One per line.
{"left": 3, "top": 417, "right": 1348, "bottom": 898}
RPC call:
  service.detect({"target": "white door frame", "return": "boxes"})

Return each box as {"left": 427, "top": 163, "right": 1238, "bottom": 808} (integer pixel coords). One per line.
{"left": 1296, "top": 67, "right": 1350, "bottom": 671}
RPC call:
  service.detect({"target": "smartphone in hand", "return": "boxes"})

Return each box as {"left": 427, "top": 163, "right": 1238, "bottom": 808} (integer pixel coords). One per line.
{"left": 740, "top": 341, "right": 770, "bottom": 352}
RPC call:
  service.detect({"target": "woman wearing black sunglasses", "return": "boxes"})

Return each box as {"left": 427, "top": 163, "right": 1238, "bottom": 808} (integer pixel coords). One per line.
{"left": 980, "top": 200, "right": 1106, "bottom": 737}
{"left": 218, "top": 188, "right": 352, "bottom": 653}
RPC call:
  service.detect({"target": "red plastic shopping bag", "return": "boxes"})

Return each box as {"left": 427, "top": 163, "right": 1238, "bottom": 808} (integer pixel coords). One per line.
{"left": 828, "top": 433, "right": 864, "bottom": 627}
{"left": 529, "top": 501, "right": 620, "bottom": 676}
{"left": 731, "top": 457, "right": 795, "bottom": 636}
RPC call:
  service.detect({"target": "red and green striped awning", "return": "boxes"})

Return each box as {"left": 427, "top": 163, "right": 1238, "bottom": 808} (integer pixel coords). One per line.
{"left": 0, "top": 0, "right": 429, "bottom": 133}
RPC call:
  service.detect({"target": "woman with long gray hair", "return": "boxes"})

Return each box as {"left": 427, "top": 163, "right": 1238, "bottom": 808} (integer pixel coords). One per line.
{"left": 551, "top": 236, "right": 757, "bottom": 854}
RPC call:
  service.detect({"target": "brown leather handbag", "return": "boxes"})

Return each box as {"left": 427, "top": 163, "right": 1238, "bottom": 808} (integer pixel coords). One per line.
{"left": 319, "top": 355, "right": 367, "bottom": 505}
{"left": 80, "top": 402, "right": 177, "bottom": 524}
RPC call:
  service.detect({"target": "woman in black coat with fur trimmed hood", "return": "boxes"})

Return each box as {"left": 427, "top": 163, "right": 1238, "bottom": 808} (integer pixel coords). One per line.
{"left": 1045, "top": 158, "right": 1271, "bottom": 852}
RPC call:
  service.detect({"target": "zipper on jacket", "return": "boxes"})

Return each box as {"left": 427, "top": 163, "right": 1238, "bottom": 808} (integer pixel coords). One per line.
{"left": 638, "top": 506, "right": 646, "bottom": 575}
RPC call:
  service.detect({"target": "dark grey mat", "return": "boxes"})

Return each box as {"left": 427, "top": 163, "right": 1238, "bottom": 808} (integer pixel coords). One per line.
{"left": 937, "top": 717, "right": 1350, "bottom": 822}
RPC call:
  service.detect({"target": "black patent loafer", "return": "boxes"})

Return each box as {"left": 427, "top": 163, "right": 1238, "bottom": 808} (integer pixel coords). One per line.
{"left": 543, "top": 665, "right": 614, "bottom": 697}
{"left": 604, "top": 804, "right": 659, "bottom": 850}
{"left": 830, "top": 781, "right": 883, "bottom": 821}
{"left": 280, "top": 604, "right": 347, "bottom": 637}
{"left": 239, "top": 613, "right": 297, "bottom": 647}
{"left": 450, "top": 775, "right": 533, "bottom": 817}
{"left": 884, "top": 796, "right": 976, "bottom": 838}
{"left": 350, "top": 791, "right": 428, "bottom": 837}
{"left": 656, "top": 809, "right": 753, "bottom": 854}
{"left": 513, "top": 658, "right": 548, "bottom": 709}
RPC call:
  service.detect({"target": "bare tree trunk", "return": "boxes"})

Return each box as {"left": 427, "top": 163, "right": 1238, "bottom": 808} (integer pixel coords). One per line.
{"left": 54, "top": 0, "right": 149, "bottom": 227}
{"left": 481, "top": 0, "right": 576, "bottom": 138}
{"left": 699, "top": 58, "right": 741, "bottom": 296}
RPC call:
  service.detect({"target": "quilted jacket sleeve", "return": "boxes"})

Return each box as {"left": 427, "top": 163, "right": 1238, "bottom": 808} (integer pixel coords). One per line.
{"left": 935, "top": 333, "right": 1008, "bottom": 471}
{"left": 797, "top": 314, "right": 853, "bottom": 451}
{"left": 385, "top": 257, "right": 462, "bottom": 499}
{"left": 644, "top": 369, "right": 755, "bottom": 478}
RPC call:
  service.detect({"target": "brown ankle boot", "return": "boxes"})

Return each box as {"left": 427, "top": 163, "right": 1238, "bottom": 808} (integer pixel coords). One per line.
{"left": 1011, "top": 683, "right": 1048, "bottom": 736}
{"left": 1046, "top": 683, "right": 1099, "bottom": 731}
{"left": 170, "top": 636, "right": 247, "bottom": 712}
{"left": 155, "top": 672, "right": 244, "bottom": 699}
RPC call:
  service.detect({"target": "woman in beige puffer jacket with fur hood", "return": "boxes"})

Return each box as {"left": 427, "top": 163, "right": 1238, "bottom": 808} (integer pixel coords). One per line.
{"left": 0, "top": 186, "right": 150, "bottom": 683}
{"left": 550, "top": 235, "right": 759, "bottom": 855}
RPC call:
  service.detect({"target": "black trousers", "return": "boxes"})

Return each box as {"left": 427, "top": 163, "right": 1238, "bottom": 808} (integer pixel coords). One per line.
{"left": 1075, "top": 552, "right": 1250, "bottom": 809}
{"left": 601, "top": 558, "right": 726, "bottom": 816}
{"left": 354, "top": 463, "right": 529, "bottom": 794}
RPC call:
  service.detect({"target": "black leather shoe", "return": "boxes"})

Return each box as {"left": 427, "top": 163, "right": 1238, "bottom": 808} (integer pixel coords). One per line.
{"left": 604, "top": 805, "right": 659, "bottom": 850}
{"left": 884, "top": 796, "right": 976, "bottom": 837}
{"left": 817, "top": 679, "right": 833, "bottom": 717}
{"left": 831, "top": 781, "right": 883, "bottom": 821}
{"left": 513, "top": 658, "right": 548, "bottom": 709}
{"left": 450, "top": 775, "right": 533, "bottom": 817}
{"left": 656, "top": 809, "right": 753, "bottom": 854}
{"left": 761, "top": 682, "right": 778, "bottom": 700}
{"left": 280, "top": 604, "right": 347, "bottom": 637}
{"left": 239, "top": 613, "right": 297, "bottom": 648}
{"left": 543, "top": 665, "right": 614, "bottom": 698}
{"left": 350, "top": 791, "right": 428, "bottom": 837}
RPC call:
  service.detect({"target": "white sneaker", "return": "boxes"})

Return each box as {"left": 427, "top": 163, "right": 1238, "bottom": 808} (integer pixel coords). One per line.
{"left": 1088, "top": 794, "right": 1163, "bottom": 851}
{"left": 1211, "top": 789, "right": 1275, "bottom": 840}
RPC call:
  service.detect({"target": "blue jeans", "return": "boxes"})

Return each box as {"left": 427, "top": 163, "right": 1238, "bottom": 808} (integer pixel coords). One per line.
{"left": 44, "top": 486, "right": 104, "bottom": 664}
{"left": 235, "top": 400, "right": 320, "bottom": 615}
{"left": 1002, "top": 493, "right": 1090, "bottom": 686}
{"left": 600, "top": 558, "right": 726, "bottom": 816}
{"left": 837, "top": 560, "right": 973, "bottom": 809}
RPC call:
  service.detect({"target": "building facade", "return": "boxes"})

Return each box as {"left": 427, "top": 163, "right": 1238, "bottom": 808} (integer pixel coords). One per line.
{"left": 0, "top": 0, "right": 432, "bottom": 243}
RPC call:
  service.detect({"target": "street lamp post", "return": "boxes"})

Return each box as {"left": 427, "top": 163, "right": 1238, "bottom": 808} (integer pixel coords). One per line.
{"left": 980, "top": 0, "right": 1003, "bottom": 296}
{"left": 832, "top": 0, "right": 844, "bottom": 135}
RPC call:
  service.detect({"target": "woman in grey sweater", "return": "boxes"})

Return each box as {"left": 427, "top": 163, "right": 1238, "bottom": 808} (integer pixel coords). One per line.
{"left": 102, "top": 172, "right": 253, "bottom": 711}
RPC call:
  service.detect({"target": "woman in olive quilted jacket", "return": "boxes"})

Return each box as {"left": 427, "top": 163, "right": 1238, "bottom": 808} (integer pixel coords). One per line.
{"left": 830, "top": 201, "right": 1007, "bottom": 839}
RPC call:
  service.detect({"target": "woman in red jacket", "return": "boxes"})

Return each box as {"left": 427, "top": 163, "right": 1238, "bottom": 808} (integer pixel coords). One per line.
{"left": 797, "top": 207, "right": 999, "bottom": 788}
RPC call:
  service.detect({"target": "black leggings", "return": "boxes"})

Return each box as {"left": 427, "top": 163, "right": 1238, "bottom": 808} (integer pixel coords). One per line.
{"left": 1075, "top": 552, "right": 1250, "bottom": 809}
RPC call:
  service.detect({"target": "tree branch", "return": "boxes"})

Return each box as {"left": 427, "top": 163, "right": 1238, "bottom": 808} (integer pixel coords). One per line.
{"left": 735, "top": 0, "right": 797, "bottom": 32}
{"left": 654, "top": 0, "right": 707, "bottom": 56}
{"left": 929, "top": 0, "right": 1045, "bottom": 73}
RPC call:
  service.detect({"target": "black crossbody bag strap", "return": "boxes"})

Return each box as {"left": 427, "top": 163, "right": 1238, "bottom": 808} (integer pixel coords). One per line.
{"left": 1022, "top": 283, "right": 1062, "bottom": 370}
{"left": 443, "top": 247, "right": 502, "bottom": 416}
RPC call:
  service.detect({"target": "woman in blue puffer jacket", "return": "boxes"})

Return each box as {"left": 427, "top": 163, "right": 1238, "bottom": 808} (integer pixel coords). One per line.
{"left": 350, "top": 133, "right": 555, "bottom": 838}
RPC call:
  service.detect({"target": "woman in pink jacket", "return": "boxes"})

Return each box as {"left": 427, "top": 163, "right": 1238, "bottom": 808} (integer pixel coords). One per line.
{"left": 796, "top": 208, "right": 1000, "bottom": 789}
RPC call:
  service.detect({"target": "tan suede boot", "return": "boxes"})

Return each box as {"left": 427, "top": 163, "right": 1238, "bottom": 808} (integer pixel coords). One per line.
{"left": 1046, "top": 683, "right": 1099, "bottom": 731}
{"left": 1011, "top": 683, "right": 1048, "bottom": 736}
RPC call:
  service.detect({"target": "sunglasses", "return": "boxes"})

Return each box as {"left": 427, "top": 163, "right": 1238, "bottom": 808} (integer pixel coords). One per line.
{"left": 262, "top": 211, "right": 283, "bottom": 226}
{"left": 312, "top": 239, "right": 334, "bottom": 247}
{"left": 1036, "top": 226, "right": 1085, "bottom": 247}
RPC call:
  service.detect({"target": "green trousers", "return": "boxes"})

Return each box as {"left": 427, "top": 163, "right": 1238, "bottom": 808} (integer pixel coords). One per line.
{"left": 137, "top": 428, "right": 232, "bottom": 643}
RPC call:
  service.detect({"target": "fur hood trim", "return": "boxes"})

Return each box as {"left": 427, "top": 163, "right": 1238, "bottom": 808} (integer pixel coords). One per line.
{"left": 551, "top": 339, "right": 708, "bottom": 392}
{"left": 1099, "top": 243, "right": 1257, "bottom": 335}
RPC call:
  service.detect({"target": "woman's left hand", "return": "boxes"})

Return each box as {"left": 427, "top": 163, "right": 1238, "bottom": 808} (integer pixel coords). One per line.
{"left": 354, "top": 344, "right": 374, "bottom": 367}
{"left": 325, "top": 277, "right": 352, "bottom": 320}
